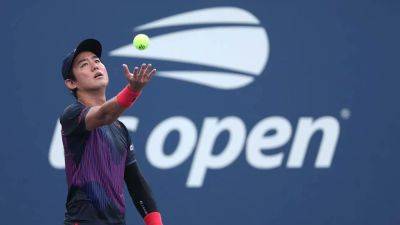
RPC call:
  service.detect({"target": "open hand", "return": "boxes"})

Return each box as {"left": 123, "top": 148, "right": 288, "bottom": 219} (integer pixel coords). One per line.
{"left": 122, "top": 63, "right": 156, "bottom": 92}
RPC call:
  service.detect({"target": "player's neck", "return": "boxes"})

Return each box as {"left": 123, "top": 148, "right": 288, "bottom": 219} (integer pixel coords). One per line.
{"left": 77, "top": 90, "right": 106, "bottom": 106}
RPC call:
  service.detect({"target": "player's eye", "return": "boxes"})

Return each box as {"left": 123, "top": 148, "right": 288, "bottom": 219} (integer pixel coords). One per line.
{"left": 80, "top": 62, "right": 88, "bottom": 68}
{"left": 95, "top": 59, "right": 101, "bottom": 63}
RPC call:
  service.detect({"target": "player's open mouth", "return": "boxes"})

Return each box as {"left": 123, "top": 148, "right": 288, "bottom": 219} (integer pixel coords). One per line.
{"left": 94, "top": 72, "right": 103, "bottom": 78}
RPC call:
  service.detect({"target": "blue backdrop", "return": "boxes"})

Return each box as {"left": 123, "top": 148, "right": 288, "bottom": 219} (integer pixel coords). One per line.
{"left": 2, "top": 0, "right": 400, "bottom": 224}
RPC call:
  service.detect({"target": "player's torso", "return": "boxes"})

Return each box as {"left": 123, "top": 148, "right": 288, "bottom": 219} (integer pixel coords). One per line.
{"left": 63, "top": 121, "right": 129, "bottom": 224}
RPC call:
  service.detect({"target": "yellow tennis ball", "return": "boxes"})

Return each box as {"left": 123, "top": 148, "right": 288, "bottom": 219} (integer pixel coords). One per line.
{"left": 133, "top": 34, "right": 150, "bottom": 50}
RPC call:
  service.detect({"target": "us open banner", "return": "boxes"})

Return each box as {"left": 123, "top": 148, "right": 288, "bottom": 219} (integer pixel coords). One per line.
{"left": 2, "top": 1, "right": 399, "bottom": 225}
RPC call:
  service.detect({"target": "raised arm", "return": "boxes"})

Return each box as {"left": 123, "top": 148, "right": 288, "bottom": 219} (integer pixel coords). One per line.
{"left": 85, "top": 63, "right": 156, "bottom": 130}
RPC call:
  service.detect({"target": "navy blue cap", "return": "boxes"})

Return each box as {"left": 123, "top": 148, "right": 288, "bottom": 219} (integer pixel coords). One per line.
{"left": 61, "top": 39, "right": 102, "bottom": 80}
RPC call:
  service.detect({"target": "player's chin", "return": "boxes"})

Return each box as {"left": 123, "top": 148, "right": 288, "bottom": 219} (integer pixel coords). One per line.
{"left": 91, "top": 80, "right": 108, "bottom": 90}
{"left": 99, "top": 80, "right": 109, "bottom": 88}
{"left": 94, "top": 76, "right": 109, "bottom": 84}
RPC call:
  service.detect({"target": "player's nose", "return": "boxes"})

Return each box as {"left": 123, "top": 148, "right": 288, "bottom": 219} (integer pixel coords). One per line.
{"left": 91, "top": 62, "right": 99, "bottom": 72}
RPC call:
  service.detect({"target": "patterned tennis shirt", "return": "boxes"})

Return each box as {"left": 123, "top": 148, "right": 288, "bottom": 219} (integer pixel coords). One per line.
{"left": 60, "top": 100, "right": 136, "bottom": 225}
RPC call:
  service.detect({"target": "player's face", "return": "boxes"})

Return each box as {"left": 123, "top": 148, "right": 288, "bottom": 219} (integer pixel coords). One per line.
{"left": 71, "top": 51, "right": 109, "bottom": 92}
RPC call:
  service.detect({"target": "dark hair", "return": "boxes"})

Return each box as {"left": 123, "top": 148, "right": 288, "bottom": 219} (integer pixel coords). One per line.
{"left": 67, "top": 72, "right": 78, "bottom": 99}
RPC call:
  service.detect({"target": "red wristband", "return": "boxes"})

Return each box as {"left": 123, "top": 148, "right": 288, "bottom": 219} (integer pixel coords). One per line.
{"left": 144, "top": 212, "right": 163, "bottom": 225}
{"left": 116, "top": 85, "right": 141, "bottom": 108}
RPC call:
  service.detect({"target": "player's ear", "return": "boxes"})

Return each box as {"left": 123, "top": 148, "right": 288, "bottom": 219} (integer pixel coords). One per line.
{"left": 65, "top": 78, "right": 77, "bottom": 90}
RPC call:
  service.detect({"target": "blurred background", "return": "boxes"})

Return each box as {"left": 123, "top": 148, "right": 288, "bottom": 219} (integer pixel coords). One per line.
{"left": 1, "top": 0, "right": 400, "bottom": 224}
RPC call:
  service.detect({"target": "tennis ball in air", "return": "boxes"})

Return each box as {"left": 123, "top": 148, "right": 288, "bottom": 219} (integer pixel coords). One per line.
{"left": 133, "top": 34, "right": 150, "bottom": 50}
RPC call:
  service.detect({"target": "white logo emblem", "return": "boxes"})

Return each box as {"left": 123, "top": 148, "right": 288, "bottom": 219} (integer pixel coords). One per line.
{"left": 130, "top": 144, "right": 134, "bottom": 151}
{"left": 109, "top": 7, "right": 269, "bottom": 90}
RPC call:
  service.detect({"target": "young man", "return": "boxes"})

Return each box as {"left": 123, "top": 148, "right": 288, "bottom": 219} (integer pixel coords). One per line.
{"left": 60, "top": 39, "right": 163, "bottom": 225}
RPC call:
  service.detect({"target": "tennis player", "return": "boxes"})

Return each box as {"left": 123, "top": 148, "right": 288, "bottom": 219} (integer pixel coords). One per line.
{"left": 59, "top": 39, "right": 163, "bottom": 225}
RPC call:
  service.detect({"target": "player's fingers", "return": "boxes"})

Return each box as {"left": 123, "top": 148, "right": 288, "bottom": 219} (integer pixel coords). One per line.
{"left": 148, "top": 68, "right": 157, "bottom": 80}
{"left": 122, "top": 64, "right": 131, "bottom": 80}
{"left": 143, "top": 64, "right": 152, "bottom": 80}
{"left": 144, "top": 64, "right": 152, "bottom": 75}
{"left": 133, "top": 67, "right": 139, "bottom": 80}
{"left": 138, "top": 63, "right": 146, "bottom": 79}
{"left": 141, "top": 64, "right": 150, "bottom": 82}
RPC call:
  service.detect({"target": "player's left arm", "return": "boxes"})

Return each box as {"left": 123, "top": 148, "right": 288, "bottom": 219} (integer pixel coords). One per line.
{"left": 124, "top": 163, "right": 164, "bottom": 225}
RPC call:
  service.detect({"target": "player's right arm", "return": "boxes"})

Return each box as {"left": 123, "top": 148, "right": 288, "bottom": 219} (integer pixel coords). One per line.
{"left": 85, "top": 63, "right": 156, "bottom": 131}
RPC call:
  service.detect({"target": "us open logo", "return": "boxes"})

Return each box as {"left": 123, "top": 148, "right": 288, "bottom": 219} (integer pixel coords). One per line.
{"left": 109, "top": 6, "right": 269, "bottom": 90}
{"left": 50, "top": 7, "right": 342, "bottom": 188}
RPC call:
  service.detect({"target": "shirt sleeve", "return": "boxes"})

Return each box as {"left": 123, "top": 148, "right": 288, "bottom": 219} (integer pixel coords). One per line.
{"left": 118, "top": 120, "right": 137, "bottom": 166}
{"left": 124, "top": 162, "right": 158, "bottom": 218}
{"left": 60, "top": 102, "right": 91, "bottom": 136}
